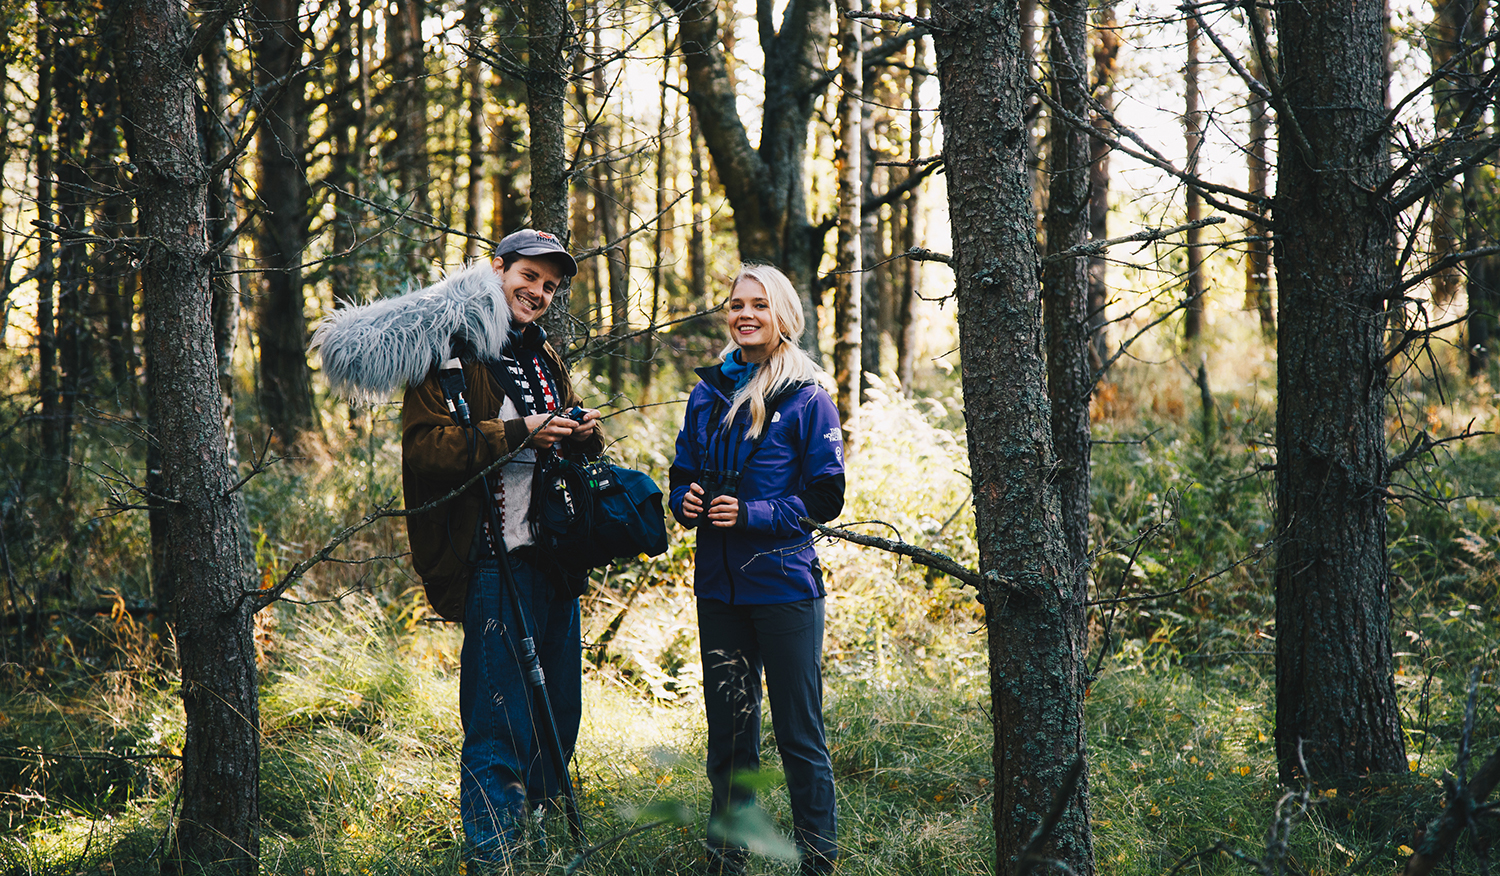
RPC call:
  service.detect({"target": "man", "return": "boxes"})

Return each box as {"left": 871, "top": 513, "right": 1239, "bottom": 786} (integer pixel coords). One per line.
{"left": 312, "top": 229, "right": 600, "bottom": 867}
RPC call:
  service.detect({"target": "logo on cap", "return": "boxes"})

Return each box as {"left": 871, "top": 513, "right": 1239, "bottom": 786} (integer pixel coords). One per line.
{"left": 535, "top": 231, "right": 557, "bottom": 242}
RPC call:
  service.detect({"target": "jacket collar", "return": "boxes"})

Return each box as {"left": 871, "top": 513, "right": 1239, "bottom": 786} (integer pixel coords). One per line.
{"left": 695, "top": 362, "right": 814, "bottom": 411}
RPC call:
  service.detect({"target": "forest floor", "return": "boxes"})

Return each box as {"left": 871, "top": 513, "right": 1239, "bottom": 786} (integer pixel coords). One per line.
{"left": 1, "top": 360, "right": 1498, "bottom": 875}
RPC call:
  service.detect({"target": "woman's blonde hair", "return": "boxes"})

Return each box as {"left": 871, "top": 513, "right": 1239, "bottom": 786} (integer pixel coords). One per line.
{"left": 719, "top": 264, "right": 821, "bottom": 439}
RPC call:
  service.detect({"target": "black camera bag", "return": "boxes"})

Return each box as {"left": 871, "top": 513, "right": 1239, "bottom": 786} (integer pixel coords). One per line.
{"left": 533, "top": 453, "right": 669, "bottom": 590}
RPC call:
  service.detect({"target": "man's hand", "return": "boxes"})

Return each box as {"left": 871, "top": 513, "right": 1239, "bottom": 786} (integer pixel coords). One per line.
{"left": 568, "top": 408, "right": 601, "bottom": 441}
{"left": 524, "top": 412, "right": 580, "bottom": 449}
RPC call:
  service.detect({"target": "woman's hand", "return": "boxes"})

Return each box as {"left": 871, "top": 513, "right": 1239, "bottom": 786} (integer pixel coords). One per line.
{"left": 682, "top": 483, "right": 705, "bottom": 520}
{"left": 706, "top": 495, "right": 740, "bottom": 528}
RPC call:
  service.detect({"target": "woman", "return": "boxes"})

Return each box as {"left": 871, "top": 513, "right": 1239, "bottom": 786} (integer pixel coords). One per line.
{"left": 668, "top": 264, "right": 845, "bottom": 876}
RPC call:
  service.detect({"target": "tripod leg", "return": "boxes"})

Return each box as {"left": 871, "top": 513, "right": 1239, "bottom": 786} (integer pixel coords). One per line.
{"left": 519, "top": 635, "right": 586, "bottom": 841}
{"left": 503, "top": 559, "right": 587, "bottom": 844}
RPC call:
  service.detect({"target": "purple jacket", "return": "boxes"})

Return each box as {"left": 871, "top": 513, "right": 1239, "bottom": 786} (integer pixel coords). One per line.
{"left": 669, "top": 366, "right": 845, "bottom": 604}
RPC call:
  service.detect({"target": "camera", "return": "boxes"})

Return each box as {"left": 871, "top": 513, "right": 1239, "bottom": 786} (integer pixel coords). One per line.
{"left": 699, "top": 469, "right": 741, "bottom": 510}
{"left": 565, "top": 405, "right": 587, "bottom": 422}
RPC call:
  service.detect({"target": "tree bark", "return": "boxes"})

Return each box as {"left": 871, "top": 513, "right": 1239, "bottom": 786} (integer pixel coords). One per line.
{"left": 1273, "top": 0, "right": 1408, "bottom": 787}
{"left": 932, "top": 3, "right": 1094, "bottom": 874}
{"left": 664, "top": 0, "right": 832, "bottom": 354}
{"left": 1043, "top": 0, "right": 1093, "bottom": 584}
{"left": 834, "top": 0, "right": 862, "bottom": 442}
{"left": 252, "top": 0, "right": 317, "bottom": 449}
{"left": 117, "top": 1, "right": 261, "bottom": 871}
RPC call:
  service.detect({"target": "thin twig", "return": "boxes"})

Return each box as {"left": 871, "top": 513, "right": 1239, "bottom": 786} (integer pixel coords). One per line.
{"left": 1041, "top": 217, "right": 1226, "bottom": 264}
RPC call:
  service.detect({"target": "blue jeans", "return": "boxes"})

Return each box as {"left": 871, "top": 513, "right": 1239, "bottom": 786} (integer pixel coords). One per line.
{"left": 459, "top": 553, "right": 581, "bottom": 863}
{"left": 698, "top": 597, "right": 837, "bottom": 864}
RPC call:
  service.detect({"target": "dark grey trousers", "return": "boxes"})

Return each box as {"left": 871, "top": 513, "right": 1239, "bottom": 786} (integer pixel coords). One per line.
{"left": 698, "top": 597, "right": 837, "bottom": 862}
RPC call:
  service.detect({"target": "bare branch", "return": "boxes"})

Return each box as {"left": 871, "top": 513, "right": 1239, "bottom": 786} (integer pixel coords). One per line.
{"left": 1086, "top": 541, "right": 1271, "bottom": 607}
{"left": 1386, "top": 425, "right": 1492, "bottom": 477}
{"left": 1179, "top": 2, "right": 1270, "bottom": 101}
{"left": 800, "top": 518, "right": 992, "bottom": 590}
{"left": 1034, "top": 86, "right": 1267, "bottom": 226}
{"left": 1042, "top": 217, "right": 1225, "bottom": 264}
{"left": 846, "top": 9, "right": 935, "bottom": 26}
{"left": 902, "top": 246, "right": 952, "bottom": 264}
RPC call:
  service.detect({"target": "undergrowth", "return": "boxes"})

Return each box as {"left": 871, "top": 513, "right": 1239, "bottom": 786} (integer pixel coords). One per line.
{"left": 1, "top": 357, "right": 1498, "bottom": 875}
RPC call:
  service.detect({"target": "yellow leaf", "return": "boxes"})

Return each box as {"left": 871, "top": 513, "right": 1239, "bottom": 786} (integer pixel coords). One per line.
{"left": 1398, "top": 845, "right": 1414, "bottom": 857}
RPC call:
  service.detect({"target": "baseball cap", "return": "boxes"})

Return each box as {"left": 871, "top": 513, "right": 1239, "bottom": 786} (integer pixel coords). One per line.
{"left": 494, "top": 229, "right": 578, "bottom": 277}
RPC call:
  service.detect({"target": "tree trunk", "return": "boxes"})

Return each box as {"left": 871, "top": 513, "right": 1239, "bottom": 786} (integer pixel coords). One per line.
{"left": 595, "top": 21, "right": 629, "bottom": 396}
{"left": 117, "top": 1, "right": 260, "bottom": 872}
{"left": 1087, "top": 2, "right": 1117, "bottom": 367}
{"left": 834, "top": 0, "right": 862, "bottom": 442}
{"left": 932, "top": 3, "right": 1094, "bottom": 874}
{"left": 252, "top": 0, "right": 317, "bottom": 449}
{"left": 34, "top": 2, "right": 59, "bottom": 473}
{"left": 1273, "top": 0, "right": 1408, "bottom": 787}
{"left": 688, "top": 103, "right": 708, "bottom": 307}
{"left": 329, "top": 0, "right": 362, "bottom": 307}
{"left": 895, "top": 0, "right": 927, "bottom": 394}
{"left": 1043, "top": 0, "right": 1093, "bottom": 583}
{"left": 859, "top": 27, "right": 882, "bottom": 397}
{"left": 464, "top": 0, "right": 486, "bottom": 259}
{"left": 1469, "top": 253, "right": 1497, "bottom": 376}
{"left": 386, "top": 0, "right": 431, "bottom": 261}
{"left": 202, "top": 9, "right": 256, "bottom": 593}
{"left": 1182, "top": 15, "right": 1204, "bottom": 343}
{"left": 665, "top": 0, "right": 832, "bottom": 355}
{"left": 90, "top": 20, "right": 135, "bottom": 394}
{"left": 54, "top": 31, "right": 88, "bottom": 489}
{"left": 643, "top": 34, "right": 672, "bottom": 396}
{"left": 528, "top": 0, "right": 575, "bottom": 352}
{"left": 1425, "top": 0, "right": 1482, "bottom": 306}
{"left": 1243, "top": 11, "right": 1274, "bottom": 341}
